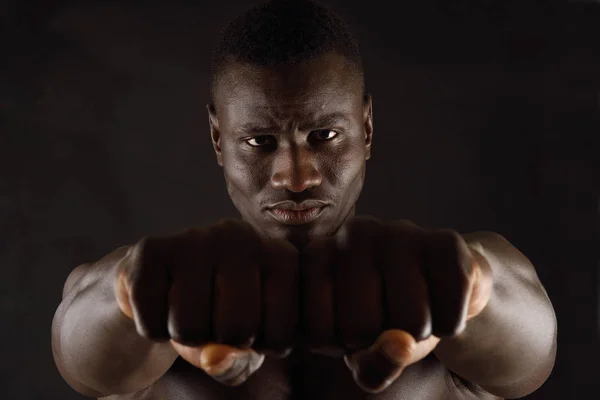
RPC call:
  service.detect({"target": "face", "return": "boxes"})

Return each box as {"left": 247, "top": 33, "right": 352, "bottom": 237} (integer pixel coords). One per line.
{"left": 208, "top": 52, "right": 373, "bottom": 248}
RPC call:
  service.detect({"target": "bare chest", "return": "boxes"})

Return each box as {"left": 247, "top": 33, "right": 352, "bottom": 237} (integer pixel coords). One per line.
{"left": 104, "top": 352, "right": 500, "bottom": 400}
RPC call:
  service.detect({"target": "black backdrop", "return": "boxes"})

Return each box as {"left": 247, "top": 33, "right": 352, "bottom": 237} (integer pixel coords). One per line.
{"left": 1, "top": 0, "right": 599, "bottom": 398}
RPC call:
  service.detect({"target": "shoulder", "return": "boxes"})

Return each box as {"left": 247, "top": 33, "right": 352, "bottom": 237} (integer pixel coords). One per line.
{"left": 61, "top": 245, "right": 131, "bottom": 299}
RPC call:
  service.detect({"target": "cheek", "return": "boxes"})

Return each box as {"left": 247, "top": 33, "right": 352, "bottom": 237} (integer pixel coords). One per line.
{"left": 325, "top": 141, "right": 367, "bottom": 189}
{"left": 222, "top": 148, "right": 268, "bottom": 199}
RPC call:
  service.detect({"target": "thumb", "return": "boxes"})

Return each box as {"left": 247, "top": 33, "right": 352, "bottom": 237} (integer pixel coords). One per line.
{"left": 343, "top": 330, "right": 440, "bottom": 393}
{"left": 170, "top": 341, "right": 265, "bottom": 386}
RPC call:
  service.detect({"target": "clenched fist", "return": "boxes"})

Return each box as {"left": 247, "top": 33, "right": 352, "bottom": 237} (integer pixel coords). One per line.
{"left": 114, "top": 219, "right": 299, "bottom": 386}
{"left": 301, "top": 216, "right": 493, "bottom": 393}
{"left": 112, "top": 216, "right": 492, "bottom": 393}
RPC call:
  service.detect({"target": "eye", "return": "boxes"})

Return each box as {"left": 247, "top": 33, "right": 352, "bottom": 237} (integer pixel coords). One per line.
{"left": 246, "top": 135, "right": 274, "bottom": 147}
{"left": 311, "top": 129, "right": 338, "bottom": 141}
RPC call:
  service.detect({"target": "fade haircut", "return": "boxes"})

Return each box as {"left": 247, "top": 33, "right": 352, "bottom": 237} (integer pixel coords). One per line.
{"left": 210, "top": 0, "right": 363, "bottom": 101}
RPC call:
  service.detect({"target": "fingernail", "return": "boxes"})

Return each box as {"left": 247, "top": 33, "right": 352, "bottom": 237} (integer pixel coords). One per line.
{"left": 379, "top": 336, "right": 415, "bottom": 365}
{"left": 201, "top": 352, "right": 236, "bottom": 376}
{"left": 347, "top": 350, "right": 395, "bottom": 394}
{"left": 208, "top": 354, "right": 252, "bottom": 386}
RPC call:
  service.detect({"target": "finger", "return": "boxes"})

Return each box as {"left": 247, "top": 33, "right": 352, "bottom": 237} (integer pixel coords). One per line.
{"left": 171, "top": 341, "right": 265, "bottom": 386}
{"left": 381, "top": 221, "right": 432, "bottom": 341}
{"left": 343, "top": 330, "right": 440, "bottom": 393}
{"left": 115, "top": 263, "right": 134, "bottom": 319}
{"left": 335, "top": 216, "right": 384, "bottom": 350}
{"left": 301, "top": 237, "right": 340, "bottom": 355}
{"left": 213, "top": 220, "right": 262, "bottom": 347}
{"left": 254, "top": 239, "right": 299, "bottom": 357}
{"left": 167, "top": 228, "right": 216, "bottom": 345}
{"left": 423, "top": 229, "right": 472, "bottom": 337}
{"left": 119, "top": 236, "right": 172, "bottom": 340}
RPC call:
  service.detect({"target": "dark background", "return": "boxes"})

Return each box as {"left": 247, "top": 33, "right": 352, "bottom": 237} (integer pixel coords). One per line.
{"left": 1, "top": 0, "right": 599, "bottom": 399}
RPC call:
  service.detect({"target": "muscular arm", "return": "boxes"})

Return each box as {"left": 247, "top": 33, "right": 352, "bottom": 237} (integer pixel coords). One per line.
{"left": 434, "top": 232, "right": 557, "bottom": 398}
{"left": 51, "top": 246, "right": 178, "bottom": 397}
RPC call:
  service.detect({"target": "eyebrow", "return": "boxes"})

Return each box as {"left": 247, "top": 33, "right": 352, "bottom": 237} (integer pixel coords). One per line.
{"left": 236, "top": 123, "right": 278, "bottom": 135}
{"left": 300, "top": 113, "right": 352, "bottom": 131}
{"left": 237, "top": 113, "right": 352, "bottom": 135}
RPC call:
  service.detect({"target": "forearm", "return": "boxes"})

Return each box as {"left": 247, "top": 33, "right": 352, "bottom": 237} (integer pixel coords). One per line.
{"left": 433, "top": 232, "right": 557, "bottom": 398}
{"left": 51, "top": 247, "right": 178, "bottom": 396}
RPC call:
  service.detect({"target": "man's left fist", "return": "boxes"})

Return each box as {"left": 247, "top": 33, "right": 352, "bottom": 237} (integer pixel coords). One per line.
{"left": 301, "top": 216, "right": 493, "bottom": 393}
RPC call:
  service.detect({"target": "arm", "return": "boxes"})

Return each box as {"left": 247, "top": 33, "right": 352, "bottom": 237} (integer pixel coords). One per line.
{"left": 434, "top": 232, "right": 557, "bottom": 398}
{"left": 51, "top": 246, "right": 178, "bottom": 397}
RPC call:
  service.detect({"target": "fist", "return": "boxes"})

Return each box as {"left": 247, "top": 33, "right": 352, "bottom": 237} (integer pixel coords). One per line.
{"left": 114, "top": 219, "right": 299, "bottom": 385}
{"left": 301, "top": 216, "right": 492, "bottom": 392}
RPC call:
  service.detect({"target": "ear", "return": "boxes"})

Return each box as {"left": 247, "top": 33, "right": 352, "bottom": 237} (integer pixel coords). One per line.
{"left": 363, "top": 94, "right": 373, "bottom": 160}
{"left": 207, "top": 104, "right": 223, "bottom": 166}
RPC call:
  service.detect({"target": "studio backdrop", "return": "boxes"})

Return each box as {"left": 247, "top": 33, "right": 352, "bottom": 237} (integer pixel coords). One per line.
{"left": 1, "top": 0, "right": 598, "bottom": 399}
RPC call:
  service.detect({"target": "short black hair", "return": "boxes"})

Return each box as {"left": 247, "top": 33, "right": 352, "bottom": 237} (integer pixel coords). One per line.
{"left": 210, "top": 0, "right": 363, "bottom": 100}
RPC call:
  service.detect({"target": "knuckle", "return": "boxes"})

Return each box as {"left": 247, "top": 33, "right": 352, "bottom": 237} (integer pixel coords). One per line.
{"left": 389, "top": 219, "right": 421, "bottom": 232}
{"left": 127, "top": 237, "right": 162, "bottom": 285}
{"left": 349, "top": 215, "right": 381, "bottom": 229}
{"left": 126, "top": 235, "right": 164, "bottom": 276}
{"left": 176, "top": 227, "right": 207, "bottom": 243}
{"left": 214, "top": 219, "right": 252, "bottom": 235}
{"left": 213, "top": 218, "right": 236, "bottom": 229}
{"left": 382, "top": 220, "right": 424, "bottom": 250}
{"left": 124, "top": 237, "right": 147, "bottom": 274}
{"left": 212, "top": 219, "right": 260, "bottom": 250}
{"left": 339, "top": 216, "right": 382, "bottom": 246}
{"left": 426, "top": 229, "right": 471, "bottom": 279}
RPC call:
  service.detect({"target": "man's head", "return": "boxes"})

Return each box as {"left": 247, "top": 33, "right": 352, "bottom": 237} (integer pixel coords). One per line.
{"left": 208, "top": 0, "right": 373, "bottom": 247}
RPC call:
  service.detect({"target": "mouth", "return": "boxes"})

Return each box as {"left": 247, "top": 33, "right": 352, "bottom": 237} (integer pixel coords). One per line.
{"left": 266, "top": 200, "right": 329, "bottom": 225}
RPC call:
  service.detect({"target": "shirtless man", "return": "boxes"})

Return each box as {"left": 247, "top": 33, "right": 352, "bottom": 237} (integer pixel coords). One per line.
{"left": 51, "top": 1, "right": 557, "bottom": 399}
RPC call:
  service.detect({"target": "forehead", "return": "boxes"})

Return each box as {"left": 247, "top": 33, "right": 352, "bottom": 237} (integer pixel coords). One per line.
{"left": 214, "top": 53, "right": 363, "bottom": 126}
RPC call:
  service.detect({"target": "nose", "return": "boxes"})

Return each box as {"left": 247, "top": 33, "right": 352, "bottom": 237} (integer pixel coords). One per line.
{"left": 270, "top": 146, "right": 322, "bottom": 192}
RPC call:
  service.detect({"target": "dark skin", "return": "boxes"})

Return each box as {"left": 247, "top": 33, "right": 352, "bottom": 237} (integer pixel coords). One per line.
{"left": 51, "top": 52, "right": 557, "bottom": 400}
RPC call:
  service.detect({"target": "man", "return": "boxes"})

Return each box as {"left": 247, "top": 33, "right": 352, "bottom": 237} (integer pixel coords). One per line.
{"left": 51, "top": 1, "right": 557, "bottom": 399}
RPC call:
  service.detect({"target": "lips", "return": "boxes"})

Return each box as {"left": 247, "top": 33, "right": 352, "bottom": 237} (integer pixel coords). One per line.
{"left": 266, "top": 200, "right": 329, "bottom": 225}
{"left": 268, "top": 207, "right": 325, "bottom": 225}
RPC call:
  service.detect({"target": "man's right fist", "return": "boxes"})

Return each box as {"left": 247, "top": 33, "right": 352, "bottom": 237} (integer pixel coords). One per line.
{"left": 114, "top": 220, "right": 298, "bottom": 385}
